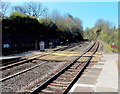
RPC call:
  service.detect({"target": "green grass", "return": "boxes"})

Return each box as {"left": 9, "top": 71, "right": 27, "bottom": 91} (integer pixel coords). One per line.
{"left": 104, "top": 43, "right": 112, "bottom": 52}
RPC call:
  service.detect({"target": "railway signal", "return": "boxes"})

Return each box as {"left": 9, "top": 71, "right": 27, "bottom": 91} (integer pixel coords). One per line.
{"left": 111, "top": 42, "right": 116, "bottom": 52}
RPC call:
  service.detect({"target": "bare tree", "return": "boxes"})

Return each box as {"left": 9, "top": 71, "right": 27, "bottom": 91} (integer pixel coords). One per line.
{"left": 13, "top": 2, "right": 47, "bottom": 18}
{"left": 95, "top": 19, "right": 113, "bottom": 33}
{"left": 51, "top": 10, "right": 61, "bottom": 22}
{"left": 13, "top": 6, "right": 26, "bottom": 14}
{"left": 73, "top": 17, "right": 83, "bottom": 30}
{"left": 95, "top": 19, "right": 105, "bottom": 29}
{"left": 0, "top": 2, "right": 11, "bottom": 17}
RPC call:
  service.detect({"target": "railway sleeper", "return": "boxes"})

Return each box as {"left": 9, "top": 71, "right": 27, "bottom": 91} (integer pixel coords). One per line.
{"left": 53, "top": 81, "right": 71, "bottom": 84}
{"left": 46, "top": 85, "right": 66, "bottom": 91}
{"left": 41, "top": 89, "right": 56, "bottom": 93}
{"left": 49, "top": 83, "right": 68, "bottom": 88}
{"left": 72, "top": 63, "right": 84, "bottom": 68}
{"left": 47, "top": 85, "right": 66, "bottom": 91}
{"left": 50, "top": 83, "right": 69, "bottom": 88}
{"left": 58, "top": 75, "right": 75, "bottom": 79}
{"left": 70, "top": 66, "right": 82, "bottom": 72}
{"left": 71, "top": 64, "right": 82, "bottom": 68}
{"left": 64, "top": 71, "right": 78, "bottom": 74}
{"left": 67, "top": 69, "right": 80, "bottom": 72}
{"left": 42, "top": 86, "right": 63, "bottom": 93}
{"left": 56, "top": 77, "right": 73, "bottom": 81}
{"left": 73, "top": 62, "right": 82, "bottom": 66}
{"left": 73, "top": 63, "right": 81, "bottom": 65}
{"left": 53, "top": 78, "right": 72, "bottom": 82}
{"left": 60, "top": 73, "right": 75, "bottom": 77}
{"left": 70, "top": 64, "right": 83, "bottom": 69}
{"left": 57, "top": 75, "right": 74, "bottom": 79}
{"left": 64, "top": 71, "right": 77, "bottom": 75}
{"left": 70, "top": 67, "right": 77, "bottom": 69}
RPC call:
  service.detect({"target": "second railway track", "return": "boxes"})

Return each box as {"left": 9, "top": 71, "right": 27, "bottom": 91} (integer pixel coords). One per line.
{"left": 0, "top": 41, "right": 89, "bottom": 70}
{"left": 29, "top": 41, "right": 99, "bottom": 94}
{"left": 1, "top": 42, "right": 90, "bottom": 79}
{"left": 1, "top": 41, "right": 101, "bottom": 93}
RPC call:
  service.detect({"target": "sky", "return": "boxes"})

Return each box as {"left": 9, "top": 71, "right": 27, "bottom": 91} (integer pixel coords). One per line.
{"left": 42, "top": 2, "right": 118, "bottom": 29}
{"left": 2, "top": 0, "right": 119, "bottom": 2}
{"left": 6, "top": 2, "right": 118, "bottom": 29}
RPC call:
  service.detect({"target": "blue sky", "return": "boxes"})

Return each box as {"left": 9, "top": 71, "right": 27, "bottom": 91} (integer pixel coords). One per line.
{"left": 9, "top": 2, "right": 118, "bottom": 29}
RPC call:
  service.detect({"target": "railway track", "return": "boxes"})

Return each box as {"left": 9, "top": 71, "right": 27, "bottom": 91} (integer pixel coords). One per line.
{"left": 0, "top": 62, "right": 46, "bottom": 82}
{"left": 0, "top": 41, "right": 90, "bottom": 70}
{"left": 1, "top": 41, "right": 100, "bottom": 93}
{"left": 0, "top": 53, "right": 49, "bottom": 70}
{"left": 29, "top": 41, "right": 99, "bottom": 94}
{"left": 53, "top": 42, "right": 82, "bottom": 51}
{"left": 1, "top": 42, "right": 91, "bottom": 81}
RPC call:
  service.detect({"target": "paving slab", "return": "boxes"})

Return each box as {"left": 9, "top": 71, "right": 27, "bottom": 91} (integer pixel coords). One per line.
{"left": 88, "top": 68, "right": 102, "bottom": 72}
{"left": 83, "top": 72, "right": 101, "bottom": 78}
{"left": 92, "top": 64, "right": 104, "bottom": 68}
{"left": 95, "top": 63, "right": 104, "bottom": 65}
{"left": 69, "top": 54, "right": 118, "bottom": 93}
{"left": 94, "top": 54, "right": 118, "bottom": 92}
{"left": 77, "top": 76, "right": 98, "bottom": 85}
{"left": 73, "top": 86, "right": 94, "bottom": 92}
{"left": 69, "top": 83, "right": 95, "bottom": 93}
{"left": 95, "top": 87, "right": 118, "bottom": 92}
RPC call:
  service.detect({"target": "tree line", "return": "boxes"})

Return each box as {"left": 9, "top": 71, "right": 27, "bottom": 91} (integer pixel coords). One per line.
{"left": 84, "top": 19, "right": 118, "bottom": 52}
{"left": 1, "top": 2, "right": 83, "bottom": 54}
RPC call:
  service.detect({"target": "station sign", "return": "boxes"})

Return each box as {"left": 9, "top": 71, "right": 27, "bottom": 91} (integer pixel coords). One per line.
{"left": 111, "top": 42, "right": 116, "bottom": 48}
{"left": 3, "top": 44, "right": 10, "bottom": 48}
{"left": 39, "top": 41, "right": 45, "bottom": 51}
{"left": 111, "top": 45, "right": 116, "bottom": 48}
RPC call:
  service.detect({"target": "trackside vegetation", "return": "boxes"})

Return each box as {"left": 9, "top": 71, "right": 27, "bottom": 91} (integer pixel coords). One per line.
{"left": 1, "top": 2, "right": 118, "bottom": 54}
{"left": 1, "top": 2, "right": 83, "bottom": 55}
{"left": 2, "top": 11, "right": 83, "bottom": 44}
{"left": 84, "top": 19, "right": 118, "bottom": 52}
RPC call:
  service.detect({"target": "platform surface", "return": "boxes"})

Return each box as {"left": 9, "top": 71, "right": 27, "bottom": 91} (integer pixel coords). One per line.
{"left": 0, "top": 51, "right": 38, "bottom": 60}
{"left": 69, "top": 53, "right": 118, "bottom": 93}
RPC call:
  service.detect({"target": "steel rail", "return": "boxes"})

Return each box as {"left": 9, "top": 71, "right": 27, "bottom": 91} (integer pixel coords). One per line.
{"left": 29, "top": 41, "right": 96, "bottom": 94}
{"left": 0, "top": 62, "right": 45, "bottom": 82}
{"left": 0, "top": 42, "right": 83, "bottom": 70}
{"left": 63, "top": 41, "right": 99, "bottom": 93}
{"left": 1, "top": 42, "right": 93, "bottom": 82}
{"left": 0, "top": 54, "right": 48, "bottom": 70}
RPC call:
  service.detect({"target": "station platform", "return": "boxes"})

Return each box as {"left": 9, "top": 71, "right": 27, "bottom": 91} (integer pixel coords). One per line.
{"left": 0, "top": 51, "right": 38, "bottom": 60}
{"left": 69, "top": 53, "right": 118, "bottom": 93}
{"left": 0, "top": 49, "right": 56, "bottom": 60}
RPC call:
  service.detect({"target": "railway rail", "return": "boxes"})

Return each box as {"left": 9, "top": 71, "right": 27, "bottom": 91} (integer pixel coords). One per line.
{"left": 53, "top": 42, "right": 82, "bottom": 51}
{"left": 1, "top": 42, "right": 91, "bottom": 81}
{"left": 1, "top": 41, "right": 101, "bottom": 93}
{"left": 0, "top": 53, "right": 49, "bottom": 70}
{"left": 0, "top": 42, "right": 88, "bottom": 70}
{"left": 29, "top": 41, "right": 99, "bottom": 94}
